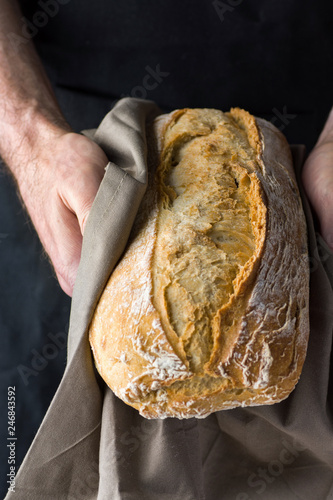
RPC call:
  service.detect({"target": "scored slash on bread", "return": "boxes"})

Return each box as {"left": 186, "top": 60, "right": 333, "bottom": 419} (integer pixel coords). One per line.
{"left": 89, "top": 108, "right": 309, "bottom": 419}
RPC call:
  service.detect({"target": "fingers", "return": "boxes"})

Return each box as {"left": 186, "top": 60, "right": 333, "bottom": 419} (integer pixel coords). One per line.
{"left": 55, "top": 133, "right": 108, "bottom": 236}
{"left": 8, "top": 128, "right": 109, "bottom": 296}
{"left": 51, "top": 138, "right": 108, "bottom": 295}
{"left": 58, "top": 164, "right": 104, "bottom": 237}
{"left": 57, "top": 274, "right": 74, "bottom": 297}
{"left": 302, "top": 142, "right": 333, "bottom": 250}
{"left": 39, "top": 196, "right": 83, "bottom": 297}
{"left": 31, "top": 133, "right": 108, "bottom": 296}
{"left": 314, "top": 189, "right": 333, "bottom": 250}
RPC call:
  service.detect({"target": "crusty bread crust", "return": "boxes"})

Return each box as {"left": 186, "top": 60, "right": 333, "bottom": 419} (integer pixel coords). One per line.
{"left": 89, "top": 108, "right": 309, "bottom": 419}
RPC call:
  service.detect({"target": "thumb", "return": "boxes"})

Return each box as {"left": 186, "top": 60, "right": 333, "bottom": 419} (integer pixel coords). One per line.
{"left": 317, "top": 198, "right": 333, "bottom": 250}
{"left": 302, "top": 143, "right": 333, "bottom": 250}
{"left": 60, "top": 163, "right": 104, "bottom": 236}
{"left": 55, "top": 133, "right": 108, "bottom": 235}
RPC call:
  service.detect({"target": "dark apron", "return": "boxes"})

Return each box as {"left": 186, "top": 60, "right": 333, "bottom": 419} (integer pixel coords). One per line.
{"left": 18, "top": 0, "right": 333, "bottom": 148}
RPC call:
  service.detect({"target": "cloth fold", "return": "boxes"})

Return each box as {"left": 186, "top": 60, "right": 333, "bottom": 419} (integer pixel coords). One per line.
{"left": 6, "top": 98, "right": 333, "bottom": 500}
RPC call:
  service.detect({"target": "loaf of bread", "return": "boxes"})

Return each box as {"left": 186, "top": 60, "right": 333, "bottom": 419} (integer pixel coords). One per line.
{"left": 89, "top": 107, "right": 309, "bottom": 419}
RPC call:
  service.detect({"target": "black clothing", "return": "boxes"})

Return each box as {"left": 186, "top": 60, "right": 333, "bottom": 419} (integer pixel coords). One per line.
{"left": 19, "top": 0, "right": 333, "bottom": 149}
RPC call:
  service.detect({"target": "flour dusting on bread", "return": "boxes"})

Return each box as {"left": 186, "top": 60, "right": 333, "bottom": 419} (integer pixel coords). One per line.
{"left": 89, "top": 108, "right": 309, "bottom": 419}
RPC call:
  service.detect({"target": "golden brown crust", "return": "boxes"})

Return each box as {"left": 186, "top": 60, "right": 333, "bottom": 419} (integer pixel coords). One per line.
{"left": 89, "top": 108, "right": 309, "bottom": 419}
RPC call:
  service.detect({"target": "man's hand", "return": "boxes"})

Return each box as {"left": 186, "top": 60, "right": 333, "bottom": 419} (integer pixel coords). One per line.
{"left": 14, "top": 129, "right": 108, "bottom": 296}
{"left": 302, "top": 110, "right": 333, "bottom": 250}
{"left": 0, "top": 0, "right": 108, "bottom": 295}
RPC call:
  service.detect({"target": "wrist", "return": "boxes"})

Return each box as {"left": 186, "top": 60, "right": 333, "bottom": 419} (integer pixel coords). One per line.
{"left": 0, "top": 99, "right": 71, "bottom": 180}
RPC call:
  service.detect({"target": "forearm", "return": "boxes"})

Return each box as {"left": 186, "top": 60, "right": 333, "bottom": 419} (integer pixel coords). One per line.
{"left": 0, "top": 0, "right": 69, "bottom": 178}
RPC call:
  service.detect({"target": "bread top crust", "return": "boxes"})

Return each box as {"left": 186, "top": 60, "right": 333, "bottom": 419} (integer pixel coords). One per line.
{"left": 89, "top": 108, "right": 309, "bottom": 419}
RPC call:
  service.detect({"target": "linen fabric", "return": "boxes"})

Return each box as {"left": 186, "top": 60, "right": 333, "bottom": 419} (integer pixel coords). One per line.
{"left": 4, "top": 98, "right": 333, "bottom": 500}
